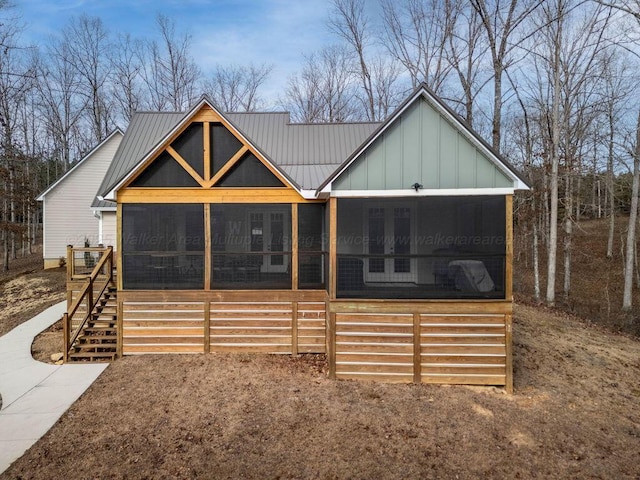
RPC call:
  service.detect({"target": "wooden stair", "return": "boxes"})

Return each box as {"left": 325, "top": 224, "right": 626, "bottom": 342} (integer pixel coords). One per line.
{"left": 68, "top": 286, "right": 118, "bottom": 362}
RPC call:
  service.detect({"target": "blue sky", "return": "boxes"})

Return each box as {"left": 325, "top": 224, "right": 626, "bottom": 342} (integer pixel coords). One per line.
{"left": 14, "top": 0, "right": 344, "bottom": 101}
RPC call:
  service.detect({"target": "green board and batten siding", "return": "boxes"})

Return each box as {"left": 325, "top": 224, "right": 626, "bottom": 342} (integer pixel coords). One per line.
{"left": 333, "top": 97, "right": 513, "bottom": 191}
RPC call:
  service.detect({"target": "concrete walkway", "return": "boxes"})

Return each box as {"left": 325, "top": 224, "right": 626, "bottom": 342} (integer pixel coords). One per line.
{"left": 0, "top": 301, "right": 109, "bottom": 474}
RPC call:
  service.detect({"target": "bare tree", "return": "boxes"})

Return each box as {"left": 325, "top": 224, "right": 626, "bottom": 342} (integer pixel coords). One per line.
{"left": 0, "top": 2, "right": 35, "bottom": 269}
{"left": 444, "top": 1, "right": 488, "bottom": 126}
{"left": 141, "top": 14, "right": 201, "bottom": 111}
{"left": 329, "top": 0, "right": 404, "bottom": 121}
{"left": 381, "top": 0, "right": 456, "bottom": 93}
{"left": 61, "top": 15, "right": 113, "bottom": 143}
{"left": 34, "top": 42, "right": 86, "bottom": 172}
{"left": 598, "top": 52, "right": 633, "bottom": 258}
{"left": 470, "top": 0, "right": 543, "bottom": 151}
{"left": 523, "top": 0, "right": 611, "bottom": 305}
{"left": 203, "top": 63, "right": 273, "bottom": 112}
{"left": 623, "top": 112, "right": 640, "bottom": 311}
{"left": 110, "top": 33, "right": 145, "bottom": 122}
{"left": 284, "top": 45, "right": 358, "bottom": 123}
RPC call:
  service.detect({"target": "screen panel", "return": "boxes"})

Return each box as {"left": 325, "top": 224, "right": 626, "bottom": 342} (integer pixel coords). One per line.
{"left": 122, "top": 204, "right": 204, "bottom": 289}
{"left": 336, "top": 196, "right": 506, "bottom": 299}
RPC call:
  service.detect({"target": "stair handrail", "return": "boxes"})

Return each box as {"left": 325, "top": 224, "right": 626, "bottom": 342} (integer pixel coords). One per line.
{"left": 63, "top": 246, "right": 114, "bottom": 362}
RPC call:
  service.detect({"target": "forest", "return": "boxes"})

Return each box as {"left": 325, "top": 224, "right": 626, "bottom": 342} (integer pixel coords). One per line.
{"left": 0, "top": 0, "right": 639, "bottom": 332}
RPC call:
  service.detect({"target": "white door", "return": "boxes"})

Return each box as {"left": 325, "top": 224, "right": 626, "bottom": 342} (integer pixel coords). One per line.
{"left": 365, "top": 205, "right": 416, "bottom": 283}
{"left": 249, "top": 210, "right": 289, "bottom": 273}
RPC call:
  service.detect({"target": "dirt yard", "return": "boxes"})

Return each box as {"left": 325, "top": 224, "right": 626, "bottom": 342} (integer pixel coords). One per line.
{"left": 0, "top": 247, "right": 66, "bottom": 338}
{"left": 2, "top": 299, "right": 639, "bottom": 478}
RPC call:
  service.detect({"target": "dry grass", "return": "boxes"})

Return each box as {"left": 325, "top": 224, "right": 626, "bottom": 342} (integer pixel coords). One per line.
{"left": 2, "top": 303, "right": 639, "bottom": 479}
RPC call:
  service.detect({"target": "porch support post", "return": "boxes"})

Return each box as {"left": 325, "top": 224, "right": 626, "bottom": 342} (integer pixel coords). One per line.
{"left": 329, "top": 197, "right": 337, "bottom": 300}
{"left": 66, "top": 244, "right": 73, "bottom": 282}
{"left": 204, "top": 300, "right": 211, "bottom": 354}
{"left": 292, "top": 203, "right": 298, "bottom": 291}
{"left": 204, "top": 204, "right": 211, "bottom": 290}
{"left": 328, "top": 312, "right": 336, "bottom": 379}
{"left": 505, "top": 313, "right": 513, "bottom": 394}
{"left": 505, "top": 194, "right": 513, "bottom": 302}
{"left": 116, "top": 201, "right": 123, "bottom": 291}
{"left": 413, "top": 312, "right": 421, "bottom": 384}
{"left": 292, "top": 301, "right": 298, "bottom": 355}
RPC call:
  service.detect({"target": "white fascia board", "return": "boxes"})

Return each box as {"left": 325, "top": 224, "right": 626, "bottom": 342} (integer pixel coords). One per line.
{"left": 330, "top": 188, "right": 515, "bottom": 198}
{"left": 300, "top": 189, "right": 320, "bottom": 200}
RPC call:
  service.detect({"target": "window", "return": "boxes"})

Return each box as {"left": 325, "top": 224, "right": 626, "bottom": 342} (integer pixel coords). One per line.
{"left": 336, "top": 196, "right": 506, "bottom": 299}
{"left": 122, "top": 204, "right": 204, "bottom": 289}
{"left": 210, "top": 204, "right": 291, "bottom": 289}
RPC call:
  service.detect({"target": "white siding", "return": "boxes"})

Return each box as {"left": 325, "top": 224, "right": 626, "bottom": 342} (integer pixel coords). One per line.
{"left": 42, "top": 134, "right": 122, "bottom": 262}
{"left": 100, "top": 211, "right": 117, "bottom": 249}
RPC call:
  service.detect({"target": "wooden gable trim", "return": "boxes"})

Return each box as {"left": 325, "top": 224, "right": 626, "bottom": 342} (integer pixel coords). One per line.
{"left": 120, "top": 102, "right": 299, "bottom": 194}
{"left": 117, "top": 188, "right": 322, "bottom": 204}
{"left": 121, "top": 115, "right": 200, "bottom": 190}
{"left": 203, "top": 122, "right": 211, "bottom": 181}
{"left": 205, "top": 145, "right": 249, "bottom": 188}
{"left": 166, "top": 145, "right": 206, "bottom": 185}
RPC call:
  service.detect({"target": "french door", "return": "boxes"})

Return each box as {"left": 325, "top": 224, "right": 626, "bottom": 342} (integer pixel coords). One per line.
{"left": 365, "top": 205, "right": 416, "bottom": 283}
{"left": 249, "top": 210, "right": 289, "bottom": 273}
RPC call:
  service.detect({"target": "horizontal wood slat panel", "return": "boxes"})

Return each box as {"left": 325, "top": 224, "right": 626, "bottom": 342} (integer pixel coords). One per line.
{"left": 210, "top": 301, "right": 293, "bottom": 354}
{"left": 122, "top": 301, "right": 205, "bottom": 355}
{"left": 335, "top": 312, "right": 414, "bottom": 379}
{"left": 297, "top": 301, "right": 326, "bottom": 353}
{"left": 123, "top": 345, "right": 204, "bottom": 354}
{"left": 421, "top": 375, "right": 506, "bottom": 385}
{"left": 123, "top": 302, "right": 205, "bottom": 310}
{"left": 124, "top": 328, "right": 204, "bottom": 336}
{"left": 420, "top": 313, "right": 507, "bottom": 386}
{"left": 208, "top": 345, "right": 293, "bottom": 353}
{"left": 421, "top": 365, "right": 506, "bottom": 375}
{"left": 123, "top": 337, "right": 204, "bottom": 345}
{"left": 334, "top": 373, "right": 414, "bottom": 383}
{"left": 123, "top": 320, "right": 204, "bottom": 328}
{"left": 420, "top": 315, "right": 506, "bottom": 324}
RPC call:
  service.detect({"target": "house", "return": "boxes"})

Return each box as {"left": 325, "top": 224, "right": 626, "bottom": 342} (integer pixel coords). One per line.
{"left": 67, "top": 84, "right": 529, "bottom": 390}
{"left": 37, "top": 130, "right": 123, "bottom": 269}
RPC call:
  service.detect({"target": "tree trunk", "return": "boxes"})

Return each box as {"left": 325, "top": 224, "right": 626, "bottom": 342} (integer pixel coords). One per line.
{"left": 533, "top": 211, "right": 541, "bottom": 302}
{"left": 564, "top": 175, "right": 573, "bottom": 301}
{"left": 546, "top": 27, "right": 562, "bottom": 306}
{"left": 622, "top": 113, "right": 640, "bottom": 312}
{"left": 607, "top": 113, "right": 615, "bottom": 258}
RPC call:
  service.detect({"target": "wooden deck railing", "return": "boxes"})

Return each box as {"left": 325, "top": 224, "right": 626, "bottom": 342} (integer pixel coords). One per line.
{"left": 63, "top": 246, "right": 114, "bottom": 362}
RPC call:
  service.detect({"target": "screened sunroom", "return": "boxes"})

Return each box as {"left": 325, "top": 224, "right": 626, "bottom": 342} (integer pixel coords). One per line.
{"left": 335, "top": 195, "right": 506, "bottom": 299}
{"left": 121, "top": 202, "right": 327, "bottom": 291}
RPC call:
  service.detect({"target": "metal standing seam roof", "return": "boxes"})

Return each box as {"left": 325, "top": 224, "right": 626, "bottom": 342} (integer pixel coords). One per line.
{"left": 93, "top": 112, "right": 186, "bottom": 207}
{"left": 97, "top": 109, "right": 381, "bottom": 199}
{"left": 227, "top": 113, "right": 380, "bottom": 189}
